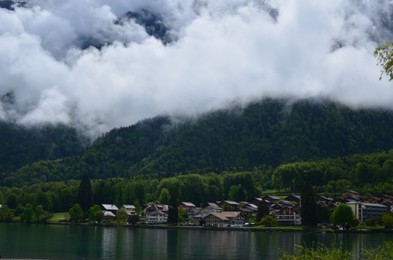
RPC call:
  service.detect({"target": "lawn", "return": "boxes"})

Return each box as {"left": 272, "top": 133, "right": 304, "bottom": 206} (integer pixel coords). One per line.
{"left": 48, "top": 212, "right": 69, "bottom": 223}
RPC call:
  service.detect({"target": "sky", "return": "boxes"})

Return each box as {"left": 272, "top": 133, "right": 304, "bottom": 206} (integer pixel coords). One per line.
{"left": 0, "top": 0, "right": 393, "bottom": 137}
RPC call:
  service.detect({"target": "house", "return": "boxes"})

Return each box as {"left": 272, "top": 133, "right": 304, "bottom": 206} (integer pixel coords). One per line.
{"left": 101, "top": 204, "right": 119, "bottom": 222}
{"left": 342, "top": 190, "right": 360, "bottom": 200}
{"left": 102, "top": 204, "right": 119, "bottom": 215}
{"left": 123, "top": 204, "right": 136, "bottom": 215}
{"left": 203, "top": 211, "right": 245, "bottom": 227}
{"left": 285, "top": 195, "right": 301, "bottom": 204}
{"left": 144, "top": 204, "right": 168, "bottom": 223}
{"left": 275, "top": 207, "right": 301, "bottom": 225}
{"left": 178, "top": 202, "right": 196, "bottom": 211}
{"left": 122, "top": 205, "right": 137, "bottom": 223}
{"left": 218, "top": 200, "right": 240, "bottom": 211}
{"left": 264, "top": 195, "right": 281, "bottom": 203}
{"left": 347, "top": 202, "right": 388, "bottom": 222}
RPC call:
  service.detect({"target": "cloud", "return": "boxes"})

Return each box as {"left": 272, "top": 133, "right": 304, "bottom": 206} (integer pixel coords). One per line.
{"left": 0, "top": 0, "right": 392, "bottom": 137}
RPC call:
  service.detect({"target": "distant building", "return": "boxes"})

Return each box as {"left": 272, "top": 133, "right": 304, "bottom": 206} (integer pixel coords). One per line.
{"left": 145, "top": 204, "right": 168, "bottom": 223}
{"left": 218, "top": 200, "right": 240, "bottom": 211}
{"left": 347, "top": 202, "right": 387, "bottom": 222}
{"left": 203, "top": 211, "right": 244, "bottom": 227}
{"left": 178, "top": 202, "right": 196, "bottom": 211}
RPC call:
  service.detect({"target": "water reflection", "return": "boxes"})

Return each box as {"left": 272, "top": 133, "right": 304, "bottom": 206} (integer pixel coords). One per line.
{"left": 1, "top": 224, "right": 393, "bottom": 259}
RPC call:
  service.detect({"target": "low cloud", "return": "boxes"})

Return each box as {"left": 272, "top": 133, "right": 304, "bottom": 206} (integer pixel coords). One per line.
{"left": 0, "top": 0, "right": 393, "bottom": 137}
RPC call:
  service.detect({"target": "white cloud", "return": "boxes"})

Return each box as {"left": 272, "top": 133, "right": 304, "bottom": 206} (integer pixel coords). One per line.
{"left": 0, "top": 0, "right": 392, "bottom": 137}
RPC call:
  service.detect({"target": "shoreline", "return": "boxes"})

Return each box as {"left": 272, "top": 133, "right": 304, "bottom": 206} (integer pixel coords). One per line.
{"left": 39, "top": 221, "right": 393, "bottom": 234}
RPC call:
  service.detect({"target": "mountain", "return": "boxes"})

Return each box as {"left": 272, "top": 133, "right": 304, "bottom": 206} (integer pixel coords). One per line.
{"left": 3, "top": 98, "right": 393, "bottom": 186}
{"left": 0, "top": 122, "right": 86, "bottom": 173}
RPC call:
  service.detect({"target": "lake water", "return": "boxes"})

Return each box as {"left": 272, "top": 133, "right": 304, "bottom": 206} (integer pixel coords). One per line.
{"left": 1, "top": 223, "right": 393, "bottom": 259}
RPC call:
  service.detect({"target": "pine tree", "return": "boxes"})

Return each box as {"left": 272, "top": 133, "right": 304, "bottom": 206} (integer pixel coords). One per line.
{"left": 301, "top": 183, "right": 318, "bottom": 227}
{"left": 77, "top": 172, "right": 93, "bottom": 218}
{"left": 167, "top": 194, "right": 178, "bottom": 224}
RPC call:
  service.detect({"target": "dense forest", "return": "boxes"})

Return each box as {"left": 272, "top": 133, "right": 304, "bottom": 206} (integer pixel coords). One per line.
{"left": 0, "top": 122, "right": 86, "bottom": 174}
{"left": 2, "top": 98, "right": 393, "bottom": 186}
{"left": 2, "top": 150, "right": 393, "bottom": 215}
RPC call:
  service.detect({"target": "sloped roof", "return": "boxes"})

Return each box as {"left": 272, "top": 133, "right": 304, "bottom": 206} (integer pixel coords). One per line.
{"left": 102, "top": 204, "right": 119, "bottom": 211}
{"left": 204, "top": 211, "right": 242, "bottom": 221}
{"left": 103, "top": 211, "right": 116, "bottom": 217}
{"left": 223, "top": 200, "right": 240, "bottom": 206}
{"left": 123, "top": 205, "right": 136, "bottom": 210}
{"left": 181, "top": 202, "right": 196, "bottom": 207}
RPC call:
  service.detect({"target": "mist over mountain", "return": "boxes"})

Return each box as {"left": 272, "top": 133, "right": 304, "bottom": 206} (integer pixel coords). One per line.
{"left": 3, "top": 98, "right": 393, "bottom": 186}
{"left": 1, "top": 1, "right": 393, "bottom": 138}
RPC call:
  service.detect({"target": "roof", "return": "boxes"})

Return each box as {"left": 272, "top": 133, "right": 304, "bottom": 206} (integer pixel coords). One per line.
{"left": 207, "top": 202, "right": 222, "bottom": 209}
{"left": 223, "top": 200, "right": 240, "bottom": 206}
{"left": 181, "top": 202, "right": 196, "bottom": 207}
{"left": 204, "top": 211, "right": 242, "bottom": 221}
{"left": 123, "top": 205, "right": 136, "bottom": 210}
{"left": 103, "top": 211, "right": 116, "bottom": 217}
{"left": 362, "top": 203, "right": 387, "bottom": 208}
{"left": 102, "top": 204, "right": 119, "bottom": 211}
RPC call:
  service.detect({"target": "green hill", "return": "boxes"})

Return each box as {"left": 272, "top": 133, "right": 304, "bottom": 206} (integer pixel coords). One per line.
{"left": 3, "top": 98, "right": 393, "bottom": 186}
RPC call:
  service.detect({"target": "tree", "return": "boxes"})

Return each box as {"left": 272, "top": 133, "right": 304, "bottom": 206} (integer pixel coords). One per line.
{"left": 158, "top": 188, "right": 170, "bottom": 204}
{"left": 331, "top": 204, "right": 355, "bottom": 230}
{"left": 88, "top": 204, "right": 104, "bottom": 223}
{"left": 381, "top": 212, "right": 393, "bottom": 229}
{"left": 301, "top": 183, "right": 318, "bottom": 227}
{"left": 69, "top": 204, "right": 84, "bottom": 223}
{"left": 375, "top": 42, "right": 393, "bottom": 81}
{"left": 167, "top": 194, "right": 178, "bottom": 224}
{"left": 77, "top": 173, "right": 93, "bottom": 217}
{"left": 256, "top": 202, "right": 269, "bottom": 223}
{"left": 34, "top": 205, "right": 44, "bottom": 222}
{"left": 116, "top": 208, "right": 129, "bottom": 224}
{"left": 0, "top": 206, "right": 13, "bottom": 222}
{"left": 21, "top": 203, "right": 34, "bottom": 223}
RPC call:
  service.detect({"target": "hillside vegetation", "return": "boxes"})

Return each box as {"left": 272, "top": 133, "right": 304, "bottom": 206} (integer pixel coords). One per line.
{"left": 2, "top": 98, "right": 393, "bottom": 186}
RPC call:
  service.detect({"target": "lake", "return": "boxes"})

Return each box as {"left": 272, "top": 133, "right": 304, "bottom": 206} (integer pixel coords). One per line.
{"left": 0, "top": 223, "right": 393, "bottom": 259}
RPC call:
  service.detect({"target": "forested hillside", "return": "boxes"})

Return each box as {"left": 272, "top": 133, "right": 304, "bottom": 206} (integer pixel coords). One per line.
{"left": 0, "top": 122, "right": 86, "bottom": 173}
{"left": 3, "top": 98, "right": 393, "bottom": 186}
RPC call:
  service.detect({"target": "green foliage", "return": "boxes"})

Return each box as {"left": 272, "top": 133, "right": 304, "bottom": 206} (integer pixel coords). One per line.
{"left": 375, "top": 42, "right": 393, "bottom": 81}
{"left": 0, "top": 206, "right": 13, "bottom": 222}
{"left": 331, "top": 204, "right": 355, "bottom": 230}
{"left": 259, "top": 215, "right": 277, "bottom": 227}
{"left": 115, "top": 208, "right": 128, "bottom": 224}
{"left": 381, "top": 212, "right": 393, "bottom": 229}
{"left": 21, "top": 203, "right": 34, "bottom": 223}
{"left": 158, "top": 188, "right": 170, "bottom": 204}
{"left": 301, "top": 183, "right": 318, "bottom": 227}
{"left": 256, "top": 202, "right": 269, "bottom": 222}
{"left": 281, "top": 242, "right": 393, "bottom": 260}
{"left": 168, "top": 194, "right": 178, "bottom": 224}
{"left": 77, "top": 173, "right": 93, "bottom": 216}
{"left": 279, "top": 243, "right": 351, "bottom": 260}
{"left": 68, "top": 204, "right": 84, "bottom": 223}
{"left": 88, "top": 204, "right": 104, "bottom": 223}
{"left": 5, "top": 99, "right": 393, "bottom": 186}
{"left": 364, "top": 241, "right": 393, "bottom": 260}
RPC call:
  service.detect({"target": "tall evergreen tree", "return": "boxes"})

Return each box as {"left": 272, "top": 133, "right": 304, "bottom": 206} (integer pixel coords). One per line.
{"left": 77, "top": 172, "right": 93, "bottom": 218}
{"left": 301, "top": 183, "right": 318, "bottom": 227}
{"left": 256, "top": 202, "right": 270, "bottom": 223}
{"left": 167, "top": 194, "right": 178, "bottom": 224}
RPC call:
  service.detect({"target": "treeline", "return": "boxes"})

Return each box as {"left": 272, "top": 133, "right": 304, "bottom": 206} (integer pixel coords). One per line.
{"left": 0, "top": 121, "right": 86, "bottom": 174}
{"left": 4, "top": 98, "right": 393, "bottom": 186}
{"left": 0, "top": 171, "right": 260, "bottom": 215}
{"left": 2, "top": 149, "right": 393, "bottom": 218}
{"left": 273, "top": 150, "right": 393, "bottom": 194}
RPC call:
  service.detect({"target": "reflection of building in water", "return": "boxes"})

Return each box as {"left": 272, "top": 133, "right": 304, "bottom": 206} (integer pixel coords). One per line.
{"left": 347, "top": 202, "right": 387, "bottom": 222}
{"left": 101, "top": 227, "right": 117, "bottom": 258}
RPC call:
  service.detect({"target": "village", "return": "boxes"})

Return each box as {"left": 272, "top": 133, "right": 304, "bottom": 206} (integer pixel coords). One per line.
{"left": 98, "top": 190, "right": 393, "bottom": 228}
